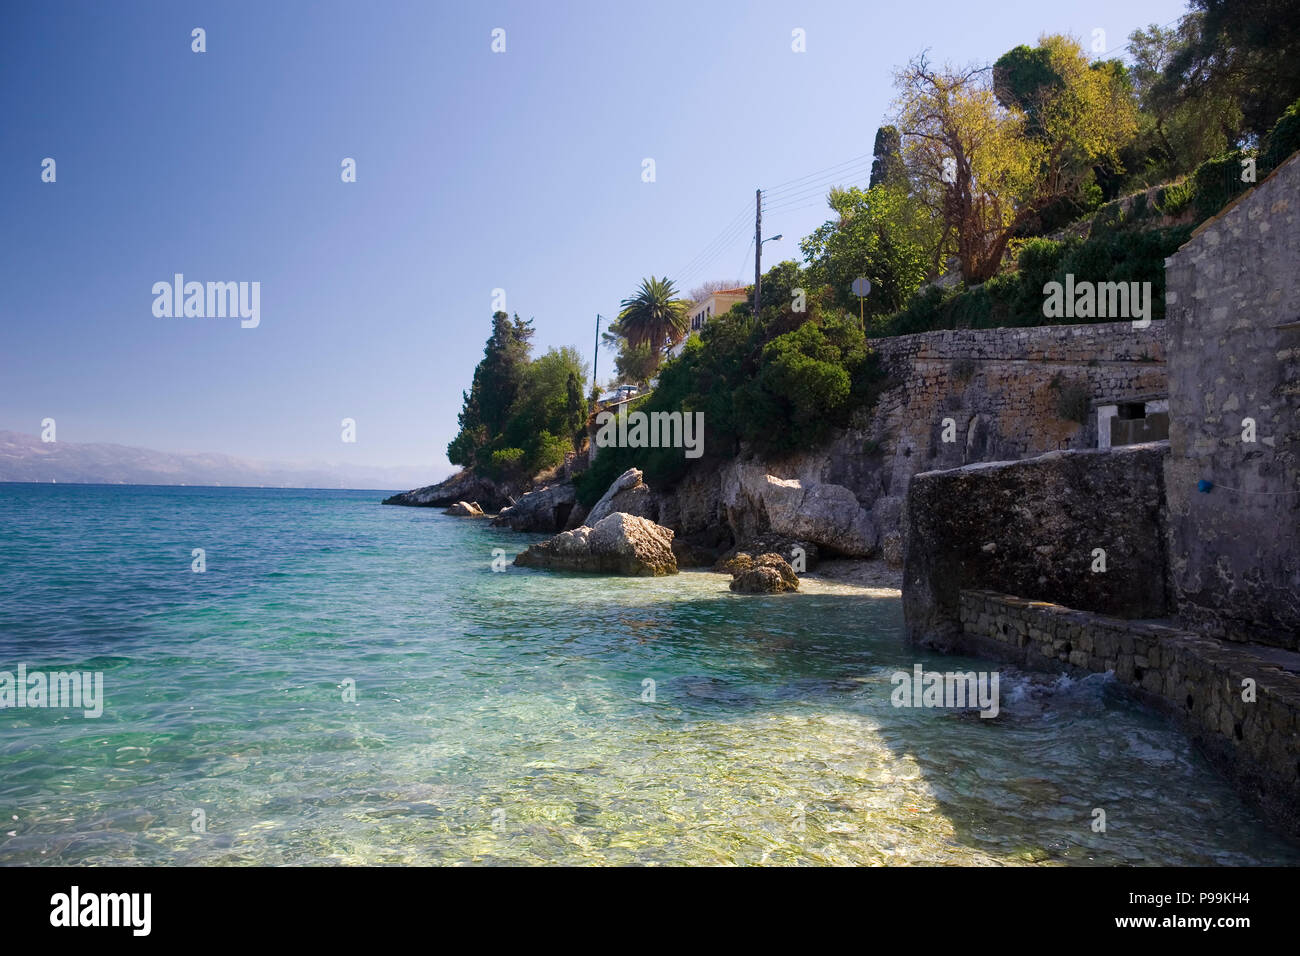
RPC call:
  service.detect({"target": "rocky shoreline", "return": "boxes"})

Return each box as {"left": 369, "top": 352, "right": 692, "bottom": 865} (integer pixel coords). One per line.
{"left": 391, "top": 462, "right": 903, "bottom": 595}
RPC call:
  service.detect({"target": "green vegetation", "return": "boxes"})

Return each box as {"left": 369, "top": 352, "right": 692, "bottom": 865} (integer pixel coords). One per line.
{"left": 800, "top": 184, "right": 935, "bottom": 319}
{"left": 875, "top": 226, "right": 1192, "bottom": 335}
{"left": 577, "top": 297, "right": 890, "bottom": 506}
{"left": 447, "top": 311, "right": 588, "bottom": 481}
{"left": 1049, "top": 373, "right": 1092, "bottom": 424}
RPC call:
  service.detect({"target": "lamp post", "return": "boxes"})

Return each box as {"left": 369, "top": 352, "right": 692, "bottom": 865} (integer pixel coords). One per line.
{"left": 753, "top": 233, "right": 783, "bottom": 316}
{"left": 593, "top": 313, "right": 606, "bottom": 397}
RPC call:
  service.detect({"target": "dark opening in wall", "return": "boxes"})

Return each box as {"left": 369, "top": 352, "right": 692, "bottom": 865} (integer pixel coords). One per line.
{"left": 1117, "top": 402, "right": 1146, "bottom": 420}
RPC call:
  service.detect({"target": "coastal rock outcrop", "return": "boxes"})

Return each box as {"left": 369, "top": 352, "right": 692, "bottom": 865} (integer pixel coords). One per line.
{"left": 721, "top": 462, "right": 876, "bottom": 557}
{"left": 383, "top": 469, "right": 508, "bottom": 510}
{"left": 514, "top": 512, "right": 678, "bottom": 576}
{"left": 490, "top": 481, "right": 577, "bottom": 533}
{"left": 585, "top": 467, "right": 660, "bottom": 526}
{"left": 444, "top": 500, "right": 485, "bottom": 516}
{"left": 728, "top": 553, "right": 800, "bottom": 593}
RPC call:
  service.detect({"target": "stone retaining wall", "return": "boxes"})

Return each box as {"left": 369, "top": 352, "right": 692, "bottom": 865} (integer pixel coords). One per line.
{"left": 959, "top": 589, "right": 1300, "bottom": 838}
{"left": 871, "top": 321, "right": 1167, "bottom": 475}
{"left": 903, "top": 442, "right": 1171, "bottom": 648}
{"left": 1163, "top": 151, "right": 1300, "bottom": 648}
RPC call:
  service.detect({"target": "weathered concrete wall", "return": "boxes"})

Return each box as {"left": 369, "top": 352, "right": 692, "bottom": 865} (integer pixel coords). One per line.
{"left": 960, "top": 589, "right": 1300, "bottom": 838}
{"left": 1164, "top": 151, "right": 1300, "bottom": 650}
{"left": 902, "top": 442, "right": 1171, "bottom": 648}
{"left": 664, "top": 321, "right": 1169, "bottom": 561}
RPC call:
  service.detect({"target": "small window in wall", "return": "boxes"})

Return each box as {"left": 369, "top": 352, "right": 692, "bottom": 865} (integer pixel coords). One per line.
{"left": 1109, "top": 399, "right": 1170, "bottom": 446}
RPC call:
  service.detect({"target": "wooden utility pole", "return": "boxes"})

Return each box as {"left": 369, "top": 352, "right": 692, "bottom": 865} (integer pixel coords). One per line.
{"left": 592, "top": 313, "right": 602, "bottom": 395}
{"left": 753, "top": 189, "right": 762, "bottom": 315}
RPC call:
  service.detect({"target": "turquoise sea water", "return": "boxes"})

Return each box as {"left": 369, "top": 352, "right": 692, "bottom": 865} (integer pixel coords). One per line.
{"left": 0, "top": 482, "right": 1295, "bottom": 866}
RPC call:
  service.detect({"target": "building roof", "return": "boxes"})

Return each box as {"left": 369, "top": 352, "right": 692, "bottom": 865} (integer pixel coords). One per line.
{"left": 692, "top": 288, "right": 748, "bottom": 307}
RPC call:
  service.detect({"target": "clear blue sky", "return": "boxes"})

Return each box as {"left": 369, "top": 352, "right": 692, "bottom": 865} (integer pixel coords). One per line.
{"left": 1, "top": 0, "right": 1187, "bottom": 481}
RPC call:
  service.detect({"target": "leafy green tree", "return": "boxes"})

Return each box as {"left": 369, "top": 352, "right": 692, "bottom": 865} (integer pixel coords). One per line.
{"left": 1118, "top": 20, "right": 1239, "bottom": 190}
{"left": 601, "top": 330, "right": 660, "bottom": 387}
{"left": 565, "top": 371, "right": 584, "bottom": 447}
{"left": 894, "top": 38, "right": 1136, "bottom": 282}
{"left": 501, "top": 346, "right": 588, "bottom": 470}
{"left": 992, "top": 44, "right": 1063, "bottom": 137}
{"left": 800, "top": 185, "right": 934, "bottom": 318}
{"left": 1158, "top": 0, "right": 1300, "bottom": 141}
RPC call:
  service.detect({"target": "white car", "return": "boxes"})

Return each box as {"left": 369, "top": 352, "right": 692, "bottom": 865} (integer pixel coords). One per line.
{"left": 599, "top": 384, "right": 640, "bottom": 403}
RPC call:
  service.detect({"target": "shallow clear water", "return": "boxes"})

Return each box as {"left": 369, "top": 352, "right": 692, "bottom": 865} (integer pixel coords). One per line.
{"left": 0, "top": 482, "right": 1295, "bottom": 866}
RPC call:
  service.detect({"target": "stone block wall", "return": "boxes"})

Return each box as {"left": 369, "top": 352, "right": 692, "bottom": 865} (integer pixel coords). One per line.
{"left": 959, "top": 589, "right": 1300, "bottom": 837}
{"left": 902, "top": 442, "right": 1171, "bottom": 648}
{"left": 1163, "top": 151, "right": 1300, "bottom": 649}
{"left": 871, "top": 321, "right": 1167, "bottom": 483}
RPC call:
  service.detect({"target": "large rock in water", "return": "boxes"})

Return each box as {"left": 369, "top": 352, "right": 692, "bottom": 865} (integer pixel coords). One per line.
{"left": 585, "top": 467, "right": 659, "bottom": 526}
{"left": 445, "top": 500, "right": 485, "bottom": 516}
{"left": 491, "top": 481, "right": 576, "bottom": 533}
{"left": 383, "top": 470, "right": 506, "bottom": 510}
{"left": 514, "top": 512, "right": 678, "bottom": 576}
{"left": 714, "top": 533, "right": 818, "bottom": 572}
{"left": 728, "top": 553, "right": 799, "bottom": 593}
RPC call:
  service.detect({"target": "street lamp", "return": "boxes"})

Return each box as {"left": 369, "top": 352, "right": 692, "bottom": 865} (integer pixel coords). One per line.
{"left": 754, "top": 235, "right": 783, "bottom": 315}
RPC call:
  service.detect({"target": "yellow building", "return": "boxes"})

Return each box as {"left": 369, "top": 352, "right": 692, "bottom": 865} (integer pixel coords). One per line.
{"left": 669, "top": 287, "right": 748, "bottom": 357}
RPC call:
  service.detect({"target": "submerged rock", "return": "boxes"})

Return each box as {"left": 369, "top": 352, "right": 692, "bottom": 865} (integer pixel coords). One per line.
{"left": 728, "top": 553, "right": 799, "bottom": 593}
{"left": 514, "top": 512, "right": 678, "bottom": 576}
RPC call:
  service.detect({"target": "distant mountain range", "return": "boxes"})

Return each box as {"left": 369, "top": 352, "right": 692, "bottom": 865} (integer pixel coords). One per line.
{"left": 0, "top": 431, "right": 441, "bottom": 491}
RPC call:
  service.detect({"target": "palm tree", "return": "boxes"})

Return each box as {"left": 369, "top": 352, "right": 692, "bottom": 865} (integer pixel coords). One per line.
{"left": 616, "top": 276, "right": 690, "bottom": 362}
